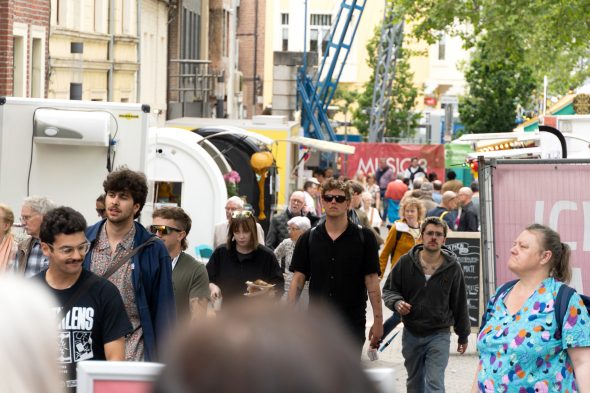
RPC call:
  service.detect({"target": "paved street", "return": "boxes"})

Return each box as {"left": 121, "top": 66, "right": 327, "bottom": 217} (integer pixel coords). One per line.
{"left": 362, "top": 275, "right": 479, "bottom": 392}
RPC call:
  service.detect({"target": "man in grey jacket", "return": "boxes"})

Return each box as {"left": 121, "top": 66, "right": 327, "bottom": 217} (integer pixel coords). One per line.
{"left": 383, "top": 216, "right": 469, "bottom": 393}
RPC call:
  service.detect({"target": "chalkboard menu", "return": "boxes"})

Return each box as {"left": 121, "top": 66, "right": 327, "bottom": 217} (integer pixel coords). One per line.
{"left": 445, "top": 233, "right": 481, "bottom": 327}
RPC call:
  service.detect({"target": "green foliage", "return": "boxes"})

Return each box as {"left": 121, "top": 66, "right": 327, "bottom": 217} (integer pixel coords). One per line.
{"left": 394, "top": 0, "right": 590, "bottom": 96}
{"left": 352, "top": 23, "right": 421, "bottom": 139}
{"left": 459, "top": 37, "right": 536, "bottom": 133}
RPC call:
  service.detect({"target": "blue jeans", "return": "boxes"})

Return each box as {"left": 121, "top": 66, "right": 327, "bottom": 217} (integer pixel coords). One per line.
{"left": 401, "top": 329, "right": 450, "bottom": 393}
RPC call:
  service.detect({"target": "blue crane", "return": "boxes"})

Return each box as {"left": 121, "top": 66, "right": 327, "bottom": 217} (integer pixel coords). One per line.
{"left": 297, "top": 0, "right": 366, "bottom": 141}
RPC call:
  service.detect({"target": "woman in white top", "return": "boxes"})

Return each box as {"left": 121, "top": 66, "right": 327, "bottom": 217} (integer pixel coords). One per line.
{"left": 361, "top": 191, "right": 382, "bottom": 231}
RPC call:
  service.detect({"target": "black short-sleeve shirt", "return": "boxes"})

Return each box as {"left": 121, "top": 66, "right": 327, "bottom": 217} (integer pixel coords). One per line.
{"left": 36, "top": 269, "right": 133, "bottom": 393}
{"left": 290, "top": 221, "right": 380, "bottom": 322}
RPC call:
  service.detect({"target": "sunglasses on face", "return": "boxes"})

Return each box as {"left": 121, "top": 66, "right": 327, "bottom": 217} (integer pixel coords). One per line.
{"left": 149, "top": 225, "right": 182, "bottom": 235}
{"left": 322, "top": 194, "right": 347, "bottom": 203}
{"left": 231, "top": 210, "right": 253, "bottom": 219}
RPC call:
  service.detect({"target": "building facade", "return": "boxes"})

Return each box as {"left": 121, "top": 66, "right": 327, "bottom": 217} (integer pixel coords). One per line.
{"left": 48, "top": 0, "right": 141, "bottom": 102}
{"left": 0, "top": 0, "right": 51, "bottom": 98}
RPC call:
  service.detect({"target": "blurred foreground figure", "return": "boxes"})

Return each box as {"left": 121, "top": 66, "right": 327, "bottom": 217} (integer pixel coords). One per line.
{"left": 153, "top": 301, "right": 379, "bottom": 393}
{"left": 0, "top": 275, "right": 63, "bottom": 393}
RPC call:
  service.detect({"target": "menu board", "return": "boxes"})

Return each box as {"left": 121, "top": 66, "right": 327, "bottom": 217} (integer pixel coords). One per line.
{"left": 446, "top": 232, "right": 481, "bottom": 327}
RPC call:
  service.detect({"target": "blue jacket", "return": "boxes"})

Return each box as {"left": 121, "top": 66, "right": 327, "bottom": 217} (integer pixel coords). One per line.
{"left": 83, "top": 220, "right": 175, "bottom": 361}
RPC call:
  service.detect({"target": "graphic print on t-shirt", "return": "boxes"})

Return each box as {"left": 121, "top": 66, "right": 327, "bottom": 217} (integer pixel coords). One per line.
{"left": 55, "top": 306, "right": 95, "bottom": 372}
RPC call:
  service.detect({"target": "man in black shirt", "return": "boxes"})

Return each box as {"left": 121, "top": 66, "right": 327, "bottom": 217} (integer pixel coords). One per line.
{"left": 35, "top": 207, "right": 132, "bottom": 393}
{"left": 288, "top": 179, "right": 383, "bottom": 353}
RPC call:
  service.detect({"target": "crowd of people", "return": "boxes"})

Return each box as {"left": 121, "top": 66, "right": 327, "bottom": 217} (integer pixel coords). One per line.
{"left": 1, "top": 158, "right": 590, "bottom": 393}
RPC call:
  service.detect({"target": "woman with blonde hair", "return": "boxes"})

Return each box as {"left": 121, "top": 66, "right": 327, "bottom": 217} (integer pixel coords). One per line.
{"left": 0, "top": 204, "right": 18, "bottom": 272}
{"left": 379, "top": 197, "right": 426, "bottom": 338}
{"left": 473, "top": 224, "right": 590, "bottom": 392}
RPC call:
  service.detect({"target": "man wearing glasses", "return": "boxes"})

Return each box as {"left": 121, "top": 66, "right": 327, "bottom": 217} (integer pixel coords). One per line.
{"left": 12, "top": 196, "right": 57, "bottom": 277}
{"left": 84, "top": 167, "right": 175, "bottom": 362}
{"left": 383, "top": 216, "right": 470, "bottom": 393}
{"left": 151, "top": 207, "right": 210, "bottom": 321}
{"left": 288, "top": 179, "right": 383, "bottom": 355}
{"left": 213, "top": 196, "right": 265, "bottom": 249}
{"left": 35, "top": 207, "right": 132, "bottom": 393}
{"left": 266, "top": 191, "right": 319, "bottom": 250}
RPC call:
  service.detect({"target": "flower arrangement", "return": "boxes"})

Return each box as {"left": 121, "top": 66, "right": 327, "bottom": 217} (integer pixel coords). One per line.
{"left": 223, "top": 170, "right": 241, "bottom": 197}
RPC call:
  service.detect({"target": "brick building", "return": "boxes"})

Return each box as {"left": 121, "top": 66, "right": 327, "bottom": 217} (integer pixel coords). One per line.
{"left": 0, "top": 0, "right": 50, "bottom": 97}
{"left": 237, "top": 0, "right": 266, "bottom": 118}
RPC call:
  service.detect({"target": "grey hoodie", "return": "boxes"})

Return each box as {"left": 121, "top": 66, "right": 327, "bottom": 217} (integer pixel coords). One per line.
{"left": 383, "top": 244, "right": 470, "bottom": 343}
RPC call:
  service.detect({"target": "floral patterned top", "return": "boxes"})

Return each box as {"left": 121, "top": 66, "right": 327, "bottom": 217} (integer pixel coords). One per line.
{"left": 476, "top": 277, "right": 590, "bottom": 393}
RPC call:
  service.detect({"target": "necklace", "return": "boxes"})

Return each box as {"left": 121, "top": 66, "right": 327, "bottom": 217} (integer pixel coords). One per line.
{"left": 419, "top": 253, "right": 442, "bottom": 275}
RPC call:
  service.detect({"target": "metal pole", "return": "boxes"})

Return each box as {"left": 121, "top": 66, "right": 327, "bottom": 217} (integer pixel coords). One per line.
{"left": 303, "top": 0, "right": 308, "bottom": 73}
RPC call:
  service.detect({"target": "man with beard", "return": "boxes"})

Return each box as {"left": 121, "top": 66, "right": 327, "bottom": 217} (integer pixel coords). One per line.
{"left": 383, "top": 216, "right": 469, "bottom": 393}
{"left": 83, "top": 167, "right": 175, "bottom": 362}
{"left": 35, "top": 207, "right": 131, "bottom": 392}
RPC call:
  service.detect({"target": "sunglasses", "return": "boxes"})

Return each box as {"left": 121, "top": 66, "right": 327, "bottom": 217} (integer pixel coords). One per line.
{"left": 322, "top": 194, "right": 347, "bottom": 203}
{"left": 149, "top": 225, "right": 182, "bottom": 235}
{"left": 231, "top": 210, "right": 254, "bottom": 219}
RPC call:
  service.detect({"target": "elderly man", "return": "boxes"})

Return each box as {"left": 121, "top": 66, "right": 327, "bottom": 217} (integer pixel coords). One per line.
{"left": 213, "top": 196, "right": 265, "bottom": 249}
{"left": 457, "top": 187, "right": 479, "bottom": 232}
{"left": 266, "top": 191, "right": 319, "bottom": 250}
{"left": 418, "top": 182, "right": 437, "bottom": 212}
{"left": 12, "top": 196, "right": 57, "bottom": 277}
{"left": 426, "top": 191, "right": 458, "bottom": 230}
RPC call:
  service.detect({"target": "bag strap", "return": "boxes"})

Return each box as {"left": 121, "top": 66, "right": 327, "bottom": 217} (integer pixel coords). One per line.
{"left": 479, "top": 279, "right": 518, "bottom": 332}
{"left": 101, "top": 236, "right": 158, "bottom": 279}
{"left": 554, "top": 284, "right": 576, "bottom": 339}
{"left": 56, "top": 273, "right": 100, "bottom": 323}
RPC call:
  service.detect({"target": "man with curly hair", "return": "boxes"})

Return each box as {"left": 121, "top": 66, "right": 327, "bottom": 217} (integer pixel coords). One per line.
{"left": 83, "top": 167, "right": 175, "bottom": 362}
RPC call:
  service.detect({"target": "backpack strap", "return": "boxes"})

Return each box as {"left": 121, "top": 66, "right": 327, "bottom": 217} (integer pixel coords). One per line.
{"left": 479, "top": 279, "right": 518, "bottom": 332}
{"left": 554, "top": 284, "right": 576, "bottom": 340}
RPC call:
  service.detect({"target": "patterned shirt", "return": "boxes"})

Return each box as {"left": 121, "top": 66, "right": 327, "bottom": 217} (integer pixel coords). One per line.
{"left": 274, "top": 238, "right": 308, "bottom": 306}
{"left": 477, "top": 277, "right": 590, "bottom": 392}
{"left": 24, "top": 238, "right": 48, "bottom": 278}
{"left": 90, "top": 224, "right": 144, "bottom": 361}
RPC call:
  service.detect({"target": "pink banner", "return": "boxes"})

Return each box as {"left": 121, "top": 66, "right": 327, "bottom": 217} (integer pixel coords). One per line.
{"left": 341, "top": 143, "right": 446, "bottom": 179}
{"left": 492, "top": 163, "right": 590, "bottom": 292}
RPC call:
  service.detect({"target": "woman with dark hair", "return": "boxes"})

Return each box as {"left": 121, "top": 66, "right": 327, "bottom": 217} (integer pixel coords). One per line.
{"left": 473, "top": 224, "right": 590, "bottom": 392}
{"left": 206, "top": 211, "right": 284, "bottom": 303}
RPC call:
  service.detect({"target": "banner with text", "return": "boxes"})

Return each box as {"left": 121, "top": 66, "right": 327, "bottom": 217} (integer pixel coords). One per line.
{"left": 342, "top": 143, "right": 446, "bottom": 179}
{"left": 492, "top": 162, "right": 590, "bottom": 293}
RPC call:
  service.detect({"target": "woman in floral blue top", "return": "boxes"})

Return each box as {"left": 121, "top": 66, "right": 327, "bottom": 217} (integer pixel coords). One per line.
{"left": 473, "top": 224, "right": 590, "bottom": 392}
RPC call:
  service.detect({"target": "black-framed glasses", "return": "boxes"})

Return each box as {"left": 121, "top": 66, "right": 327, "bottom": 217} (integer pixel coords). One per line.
{"left": 322, "top": 194, "right": 347, "bottom": 203}
{"left": 47, "top": 241, "right": 91, "bottom": 257}
{"left": 149, "top": 225, "right": 182, "bottom": 235}
{"left": 231, "top": 210, "right": 253, "bottom": 219}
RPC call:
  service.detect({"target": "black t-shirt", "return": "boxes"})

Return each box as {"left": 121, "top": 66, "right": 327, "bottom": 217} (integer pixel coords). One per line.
{"left": 207, "top": 244, "right": 284, "bottom": 301}
{"left": 290, "top": 221, "right": 380, "bottom": 324}
{"left": 36, "top": 269, "right": 133, "bottom": 393}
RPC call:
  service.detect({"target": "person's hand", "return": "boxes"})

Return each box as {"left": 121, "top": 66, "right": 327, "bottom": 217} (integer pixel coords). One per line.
{"left": 209, "top": 283, "right": 222, "bottom": 300}
{"left": 395, "top": 300, "right": 412, "bottom": 316}
{"left": 368, "top": 322, "right": 383, "bottom": 348}
{"left": 457, "top": 342, "right": 468, "bottom": 354}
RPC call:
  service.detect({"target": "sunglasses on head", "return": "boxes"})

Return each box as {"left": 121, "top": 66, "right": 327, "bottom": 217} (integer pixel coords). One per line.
{"left": 231, "top": 210, "right": 254, "bottom": 219}
{"left": 149, "top": 225, "right": 182, "bottom": 235}
{"left": 322, "top": 194, "right": 347, "bottom": 203}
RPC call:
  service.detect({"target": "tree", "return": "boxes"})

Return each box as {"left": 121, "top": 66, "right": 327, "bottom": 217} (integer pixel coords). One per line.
{"left": 394, "top": 0, "right": 590, "bottom": 95}
{"left": 352, "top": 23, "right": 421, "bottom": 139}
{"left": 459, "top": 36, "right": 536, "bottom": 133}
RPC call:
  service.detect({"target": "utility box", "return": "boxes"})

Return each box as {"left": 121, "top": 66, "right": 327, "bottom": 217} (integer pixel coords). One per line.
{"left": 0, "top": 97, "right": 150, "bottom": 224}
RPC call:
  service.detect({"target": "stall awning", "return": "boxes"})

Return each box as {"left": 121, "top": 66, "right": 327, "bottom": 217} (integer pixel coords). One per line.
{"left": 286, "top": 136, "right": 355, "bottom": 155}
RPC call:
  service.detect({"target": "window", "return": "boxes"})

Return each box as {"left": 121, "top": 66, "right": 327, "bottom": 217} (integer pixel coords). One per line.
{"left": 281, "top": 12, "right": 289, "bottom": 51}
{"left": 12, "top": 36, "right": 25, "bottom": 97}
{"left": 282, "top": 27, "right": 288, "bottom": 51}
{"left": 309, "top": 14, "right": 331, "bottom": 59}
{"left": 30, "top": 38, "right": 43, "bottom": 98}
{"left": 437, "top": 35, "right": 446, "bottom": 61}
